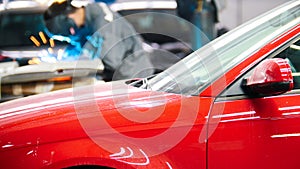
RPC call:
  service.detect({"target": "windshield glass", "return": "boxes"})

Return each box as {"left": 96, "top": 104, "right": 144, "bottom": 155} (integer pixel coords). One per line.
{"left": 144, "top": 0, "right": 300, "bottom": 96}
{"left": 0, "top": 12, "right": 45, "bottom": 47}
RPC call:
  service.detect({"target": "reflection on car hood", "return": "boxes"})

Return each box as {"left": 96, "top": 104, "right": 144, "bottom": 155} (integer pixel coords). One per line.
{"left": 0, "top": 80, "right": 181, "bottom": 151}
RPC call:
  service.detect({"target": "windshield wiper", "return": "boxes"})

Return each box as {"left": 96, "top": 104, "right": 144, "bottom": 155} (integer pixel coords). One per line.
{"left": 129, "top": 75, "right": 155, "bottom": 90}
{"left": 141, "top": 77, "right": 152, "bottom": 90}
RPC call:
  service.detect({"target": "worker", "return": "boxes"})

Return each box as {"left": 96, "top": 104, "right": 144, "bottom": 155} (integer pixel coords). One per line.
{"left": 43, "top": 0, "right": 154, "bottom": 81}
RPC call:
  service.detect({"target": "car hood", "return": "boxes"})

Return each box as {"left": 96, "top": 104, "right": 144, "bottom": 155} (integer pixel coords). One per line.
{"left": 0, "top": 80, "right": 189, "bottom": 151}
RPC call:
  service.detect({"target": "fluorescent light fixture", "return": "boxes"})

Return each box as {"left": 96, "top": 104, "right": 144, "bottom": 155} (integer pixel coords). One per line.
{"left": 110, "top": 1, "right": 177, "bottom": 11}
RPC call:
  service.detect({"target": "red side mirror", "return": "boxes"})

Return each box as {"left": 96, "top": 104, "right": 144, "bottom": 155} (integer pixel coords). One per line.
{"left": 244, "top": 58, "right": 293, "bottom": 96}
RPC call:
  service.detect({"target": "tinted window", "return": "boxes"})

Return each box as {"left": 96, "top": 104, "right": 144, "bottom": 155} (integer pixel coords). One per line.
{"left": 0, "top": 12, "right": 45, "bottom": 47}
{"left": 276, "top": 39, "right": 300, "bottom": 89}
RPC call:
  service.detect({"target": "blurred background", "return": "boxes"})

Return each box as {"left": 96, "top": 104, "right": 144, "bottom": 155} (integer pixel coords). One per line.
{"left": 219, "top": 0, "right": 289, "bottom": 30}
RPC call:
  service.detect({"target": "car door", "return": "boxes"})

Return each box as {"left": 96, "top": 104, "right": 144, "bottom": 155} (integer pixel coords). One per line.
{"left": 207, "top": 38, "right": 300, "bottom": 169}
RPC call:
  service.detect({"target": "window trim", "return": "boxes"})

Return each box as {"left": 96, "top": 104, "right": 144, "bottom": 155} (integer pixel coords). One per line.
{"left": 217, "top": 35, "right": 300, "bottom": 101}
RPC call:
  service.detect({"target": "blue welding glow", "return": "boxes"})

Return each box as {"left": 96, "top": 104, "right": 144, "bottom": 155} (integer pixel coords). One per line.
{"left": 41, "top": 28, "right": 84, "bottom": 62}
{"left": 61, "top": 44, "right": 82, "bottom": 60}
{"left": 41, "top": 27, "right": 103, "bottom": 62}
{"left": 51, "top": 35, "right": 72, "bottom": 43}
{"left": 39, "top": 49, "right": 59, "bottom": 63}
{"left": 95, "top": 0, "right": 116, "bottom": 4}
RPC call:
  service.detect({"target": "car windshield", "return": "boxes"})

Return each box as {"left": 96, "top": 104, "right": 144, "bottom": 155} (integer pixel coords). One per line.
{"left": 0, "top": 11, "right": 45, "bottom": 47}
{"left": 142, "top": 0, "right": 300, "bottom": 96}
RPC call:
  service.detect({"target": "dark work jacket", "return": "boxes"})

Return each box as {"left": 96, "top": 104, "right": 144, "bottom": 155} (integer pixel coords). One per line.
{"left": 82, "top": 3, "right": 154, "bottom": 81}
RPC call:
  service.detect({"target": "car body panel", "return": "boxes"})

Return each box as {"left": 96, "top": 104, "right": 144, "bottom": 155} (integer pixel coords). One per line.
{"left": 0, "top": 81, "right": 211, "bottom": 168}
{"left": 205, "top": 17, "right": 300, "bottom": 169}
{"left": 208, "top": 93, "right": 300, "bottom": 169}
{"left": 0, "top": 1, "right": 300, "bottom": 169}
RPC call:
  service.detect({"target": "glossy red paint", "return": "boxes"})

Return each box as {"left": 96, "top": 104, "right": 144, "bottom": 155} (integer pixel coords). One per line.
{"left": 246, "top": 58, "right": 293, "bottom": 86}
{"left": 0, "top": 82, "right": 211, "bottom": 168}
{"left": 243, "top": 58, "right": 294, "bottom": 95}
{"left": 208, "top": 94, "right": 300, "bottom": 169}
{"left": 1, "top": 2, "right": 300, "bottom": 169}
{"left": 205, "top": 25, "right": 300, "bottom": 169}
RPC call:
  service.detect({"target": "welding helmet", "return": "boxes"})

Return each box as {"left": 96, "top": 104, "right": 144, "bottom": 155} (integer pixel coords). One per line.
{"left": 44, "top": 0, "right": 78, "bottom": 36}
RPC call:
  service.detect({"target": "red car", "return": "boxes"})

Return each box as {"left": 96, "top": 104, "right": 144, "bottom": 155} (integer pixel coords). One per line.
{"left": 0, "top": 1, "right": 300, "bottom": 168}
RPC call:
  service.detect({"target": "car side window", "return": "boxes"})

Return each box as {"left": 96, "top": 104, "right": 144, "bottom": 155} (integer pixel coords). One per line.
{"left": 275, "top": 39, "right": 300, "bottom": 89}
{"left": 220, "top": 38, "right": 300, "bottom": 98}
